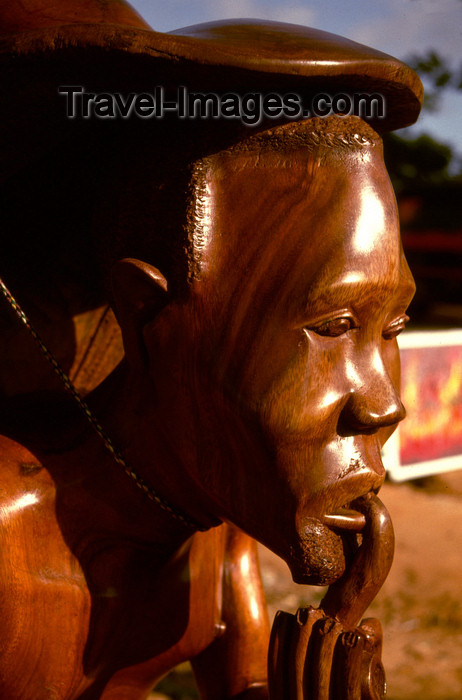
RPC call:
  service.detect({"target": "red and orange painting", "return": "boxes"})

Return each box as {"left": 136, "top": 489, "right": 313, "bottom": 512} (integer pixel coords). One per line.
{"left": 384, "top": 330, "right": 462, "bottom": 481}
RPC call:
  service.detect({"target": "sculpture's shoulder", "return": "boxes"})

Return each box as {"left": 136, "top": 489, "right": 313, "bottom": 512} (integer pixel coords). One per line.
{"left": 0, "top": 433, "right": 61, "bottom": 543}
{"left": 0, "top": 434, "right": 92, "bottom": 698}
{"left": 0, "top": 435, "right": 68, "bottom": 556}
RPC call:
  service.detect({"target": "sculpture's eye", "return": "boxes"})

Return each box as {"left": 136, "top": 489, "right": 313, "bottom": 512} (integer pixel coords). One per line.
{"left": 382, "top": 314, "right": 409, "bottom": 340}
{"left": 309, "top": 316, "right": 356, "bottom": 337}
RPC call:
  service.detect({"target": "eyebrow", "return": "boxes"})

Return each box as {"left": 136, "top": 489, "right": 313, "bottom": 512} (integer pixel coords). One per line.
{"left": 304, "top": 274, "right": 416, "bottom": 318}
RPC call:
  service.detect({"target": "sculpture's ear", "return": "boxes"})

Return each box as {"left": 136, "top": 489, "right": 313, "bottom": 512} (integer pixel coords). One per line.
{"left": 111, "top": 258, "right": 169, "bottom": 368}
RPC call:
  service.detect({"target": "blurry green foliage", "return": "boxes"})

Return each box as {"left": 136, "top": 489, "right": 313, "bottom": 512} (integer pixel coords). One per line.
{"left": 384, "top": 133, "right": 455, "bottom": 193}
{"left": 383, "top": 49, "right": 462, "bottom": 192}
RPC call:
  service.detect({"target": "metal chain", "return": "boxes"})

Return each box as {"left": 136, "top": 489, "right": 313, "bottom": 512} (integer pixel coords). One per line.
{"left": 0, "top": 276, "right": 206, "bottom": 532}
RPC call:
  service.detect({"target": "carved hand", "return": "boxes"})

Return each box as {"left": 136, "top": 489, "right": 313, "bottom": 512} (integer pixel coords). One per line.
{"left": 268, "top": 495, "right": 393, "bottom": 700}
{"left": 268, "top": 607, "right": 385, "bottom": 699}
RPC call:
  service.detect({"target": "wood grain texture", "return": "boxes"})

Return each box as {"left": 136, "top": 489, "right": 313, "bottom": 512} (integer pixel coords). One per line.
{"left": 0, "top": 3, "right": 421, "bottom": 697}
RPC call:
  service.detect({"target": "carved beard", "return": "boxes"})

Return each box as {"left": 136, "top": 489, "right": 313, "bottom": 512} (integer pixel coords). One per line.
{"left": 288, "top": 518, "right": 358, "bottom": 585}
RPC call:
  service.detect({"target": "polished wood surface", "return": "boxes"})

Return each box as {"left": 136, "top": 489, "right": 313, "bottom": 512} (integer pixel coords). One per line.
{"left": 0, "top": 2, "right": 420, "bottom": 698}
{"left": 0, "top": 115, "right": 413, "bottom": 699}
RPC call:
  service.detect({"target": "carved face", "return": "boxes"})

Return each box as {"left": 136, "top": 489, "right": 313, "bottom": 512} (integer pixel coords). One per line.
{"left": 142, "top": 139, "right": 415, "bottom": 585}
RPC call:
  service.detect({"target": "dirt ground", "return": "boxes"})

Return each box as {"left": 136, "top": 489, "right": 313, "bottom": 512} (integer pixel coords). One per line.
{"left": 151, "top": 471, "right": 462, "bottom": 700}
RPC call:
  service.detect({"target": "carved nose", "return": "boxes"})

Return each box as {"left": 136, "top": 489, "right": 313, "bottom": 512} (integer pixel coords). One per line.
{"left": 342, "top": 380, "right": 406, "bottom": 434}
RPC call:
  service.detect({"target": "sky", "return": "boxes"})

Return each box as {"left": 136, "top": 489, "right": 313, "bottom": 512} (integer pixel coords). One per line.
{"left": 129, "top": 0, "right": 462, "bottom": 165}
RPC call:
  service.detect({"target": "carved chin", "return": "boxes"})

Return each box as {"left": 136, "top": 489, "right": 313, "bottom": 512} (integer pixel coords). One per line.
{"left": 288, "top": 519, "right": 351, "bottom": 585}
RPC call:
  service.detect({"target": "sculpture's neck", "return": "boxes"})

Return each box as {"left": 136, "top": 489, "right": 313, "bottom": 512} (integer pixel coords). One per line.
{"left": 89, "top": 361, "right": 219, "bottom": 533}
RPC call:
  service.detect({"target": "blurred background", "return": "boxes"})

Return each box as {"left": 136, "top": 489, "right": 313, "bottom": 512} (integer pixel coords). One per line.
{"left": 124, "top": 1, "right": 462, "bottom": 698}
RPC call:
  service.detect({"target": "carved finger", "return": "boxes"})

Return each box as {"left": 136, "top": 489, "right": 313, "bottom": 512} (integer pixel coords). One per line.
{"left": 359, "top": 617, "right": 383, "bottom": 656}
{"left": 268, "top": 607, "right": 325, "bottom": 700}
{"left": 359, "top": 618, "right": 386, "bottom": 700}
{"left": 288, "top": 607, "right": 325, "bottom": 700}
{"left": 331, "top": 628, "right": 366, "bottom": 700}
{"left": 303, "top": 615, "right": 343, "bottom": 700}
{"left": 321, "top": 494, "right": 394, "bottom": 629}
{"left": 268, "top": 610, "right": 296, "bottom": 700}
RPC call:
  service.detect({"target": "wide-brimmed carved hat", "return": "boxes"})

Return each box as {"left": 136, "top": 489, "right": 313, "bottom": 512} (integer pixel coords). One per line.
{"left": 0, "top": 0, "right": 423, "bottom": 105}
{"left": 0, "top": 0, "right": 422, "bottom": 173}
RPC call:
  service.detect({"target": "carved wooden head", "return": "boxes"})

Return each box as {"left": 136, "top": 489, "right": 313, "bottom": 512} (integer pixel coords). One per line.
{"left": 111, "top": 115, "right": 415, "bottom": 585}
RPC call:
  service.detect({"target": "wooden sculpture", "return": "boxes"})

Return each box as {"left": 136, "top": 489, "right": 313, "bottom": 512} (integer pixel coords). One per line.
{"left": 0, "top": 2, "right": 422, "bottom": 699}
